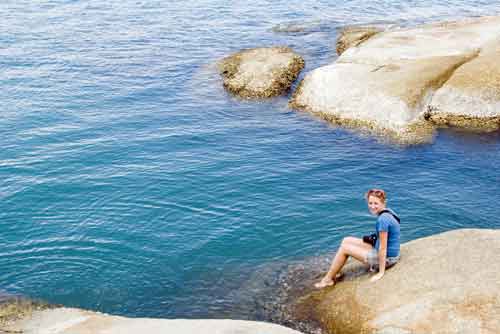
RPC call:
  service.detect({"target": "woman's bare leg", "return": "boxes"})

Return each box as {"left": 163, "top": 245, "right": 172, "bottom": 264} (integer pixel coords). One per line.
{"left": 315, "top": 237, "right": 373, "bottom": 288}
{"left": 343, "top": 236, "right": 371, "bottom": 247}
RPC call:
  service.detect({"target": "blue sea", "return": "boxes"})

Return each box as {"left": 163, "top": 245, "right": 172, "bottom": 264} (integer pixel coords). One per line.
{"left": 1, "top": 0, "right": 499, "bottom": 324}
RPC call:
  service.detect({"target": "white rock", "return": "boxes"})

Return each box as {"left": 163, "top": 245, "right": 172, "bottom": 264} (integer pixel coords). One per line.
{"left": 9, "top": 307, "right": 304, "bottom": 334}
{"left": 291, "top": 16, "right": 500, "bottom": 142}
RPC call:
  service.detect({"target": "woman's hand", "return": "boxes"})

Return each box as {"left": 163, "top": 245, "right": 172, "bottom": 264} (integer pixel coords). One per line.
{"left": 370, "top": 272, "right": 384, "bottom": 282}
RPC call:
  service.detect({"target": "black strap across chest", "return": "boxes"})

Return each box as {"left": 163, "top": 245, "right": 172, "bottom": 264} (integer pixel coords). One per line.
{"left": 378, "top": 209, "right": 401, "bottom": 224}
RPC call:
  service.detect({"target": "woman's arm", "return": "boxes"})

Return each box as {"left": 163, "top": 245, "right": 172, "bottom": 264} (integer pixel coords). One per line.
{"left": 370, "top": 231, "right": 388, "bottom": 282}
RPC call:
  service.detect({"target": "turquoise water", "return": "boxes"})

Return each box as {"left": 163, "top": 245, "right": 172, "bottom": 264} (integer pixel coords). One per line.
{"left": 1, "top": 0, "right": 499, "bottom": 322}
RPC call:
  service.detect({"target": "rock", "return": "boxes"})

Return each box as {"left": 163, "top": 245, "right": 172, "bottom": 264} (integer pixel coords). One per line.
{"left": 272, "top": 20, "right": 334, "bottom": 35}
{"left": 336, "top": 26, "right": 381, "bottom": 56}
{"left": 7, "top": 307, "right": 304, "bottom": 334}
{"left": 272, "top": 21, "right": 319, "bottom": 34}
{"left": 218, "top": 47, "right": 305, "bottom": 99}
{"left": 290, "top": 16, "right": 500, "bottom": 143}
{"left": 0, "top": 297, "right": 53, "bottom": 329}
{"left": 290, "top": 53, "right": 476, "bottom": 144}
{"left": 291, "top": 229, "right": 500, "bottom": 334}
{"left": 426, "top": 41, "right": 500, "bottom": 131}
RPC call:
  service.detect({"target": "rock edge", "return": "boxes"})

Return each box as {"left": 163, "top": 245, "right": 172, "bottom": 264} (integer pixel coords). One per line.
{"left": 4, "top": 307, "right": 304, "bottom": 334}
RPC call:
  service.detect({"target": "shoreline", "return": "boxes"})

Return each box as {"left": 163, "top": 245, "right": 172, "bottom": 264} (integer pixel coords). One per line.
{"left": 1, "top": 305, "right": 304, "bottom": 334}
{"left": 5, "top": 228, "right": 499, "bottom": 334}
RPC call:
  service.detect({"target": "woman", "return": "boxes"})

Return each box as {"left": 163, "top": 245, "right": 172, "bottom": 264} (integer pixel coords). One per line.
{"left": 314, "top": 189, "right": 400, "bottom": 288}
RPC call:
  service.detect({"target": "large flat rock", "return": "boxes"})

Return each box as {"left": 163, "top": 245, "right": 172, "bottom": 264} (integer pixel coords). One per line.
{"left": 291, "top": 54, "right": 474, "bottom": 143}
{"left": 7, "top": 307, "right": 304, "bottom": 334}
{"left": 292, "top": 229, "right": 500, "bottom": 334}
{"left": 290, "top": 16, "right": 500, "bottom": 143}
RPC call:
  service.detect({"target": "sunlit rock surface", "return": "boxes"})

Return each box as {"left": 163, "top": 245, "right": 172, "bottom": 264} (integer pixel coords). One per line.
{"left": 218, "top": 47, "right": 304, "bottom": 99}
{"left": 292, "top": 229, "right": 500, "bottom": 334}
{"left": 290, "top": 16, "right": 500, "bottom": 143}
{"left": 336, "top": 26, "right": 381, "bottom": 56}
{"left": 426, "top": 40, "right": 500, "bottom": 131}
{"left": 7, "top": 307, "right": 304, "bottom": 334}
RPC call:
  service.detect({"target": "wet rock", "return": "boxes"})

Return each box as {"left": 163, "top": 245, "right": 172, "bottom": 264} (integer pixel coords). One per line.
{"left": 271, "top": 21, "right": 333, "bottom": 35}
{"left": 336, "top": 26, "right": 381, "bottom": 56}
{"left": 291, "top": 229, "right": 500, "bottom": 334}
{"left": 272, "top": 22, "right": 317, "bottom": 34}
{"left": 290, "top": 15, "right": 500, "bottom": 143}
{"left": 0, "top": 297, "right": 53, "bottom": 330}
{"left": 218, "top": 47, "right": 305, "bottom": 99}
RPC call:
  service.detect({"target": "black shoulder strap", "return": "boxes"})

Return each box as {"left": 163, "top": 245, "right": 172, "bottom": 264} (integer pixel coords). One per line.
{"left": 378, "top": 209, "right": 401, "bottom": 224}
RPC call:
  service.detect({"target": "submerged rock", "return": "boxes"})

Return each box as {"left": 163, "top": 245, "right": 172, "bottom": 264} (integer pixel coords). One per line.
{"left": 291, "top": 229, "right": 500, "bottom": 334}
{"left": 290, "top": 16, "right": 500, "bottom": 143}
{"left": 271, "top": 20, "right": 335, "bottom": 35}
{"left": 218, "top": 47, "right": 305, "bottom": 99}
{"left": 272, "top": 21, "right": 320, "bottom": 34}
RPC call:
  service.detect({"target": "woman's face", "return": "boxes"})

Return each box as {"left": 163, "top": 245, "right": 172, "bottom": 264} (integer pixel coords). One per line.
{"left": 367, "top": 195, "right": 385, "bottom": 215}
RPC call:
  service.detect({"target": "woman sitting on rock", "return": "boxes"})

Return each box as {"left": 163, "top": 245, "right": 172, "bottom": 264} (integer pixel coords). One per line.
{"left": 314, "top": 189, "right": 400, "bottom": 288}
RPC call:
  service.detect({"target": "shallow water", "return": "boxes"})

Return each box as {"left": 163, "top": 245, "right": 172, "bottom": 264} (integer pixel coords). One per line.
{"left": 1, "top": 0, "right": 499, "bottom": 322}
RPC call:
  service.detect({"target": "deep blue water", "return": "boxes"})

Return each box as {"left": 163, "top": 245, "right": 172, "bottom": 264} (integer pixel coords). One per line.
{"left": 1, "top": 0, "right": 499, "bottom": 321}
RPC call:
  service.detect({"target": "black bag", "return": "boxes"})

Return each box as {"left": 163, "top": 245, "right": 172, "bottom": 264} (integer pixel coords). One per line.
{"left": 363, "top": 233, "right": 377, "bottom": 246}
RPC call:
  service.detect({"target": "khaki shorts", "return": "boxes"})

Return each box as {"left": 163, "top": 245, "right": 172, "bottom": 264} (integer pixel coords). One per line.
{"left": 366, "top": 248, "right": 400, "bottom": 268}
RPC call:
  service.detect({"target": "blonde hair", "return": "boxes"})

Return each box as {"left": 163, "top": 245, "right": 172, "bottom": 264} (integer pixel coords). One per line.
{"left": 365, "top": 189, "right": 386, "bottom": 203}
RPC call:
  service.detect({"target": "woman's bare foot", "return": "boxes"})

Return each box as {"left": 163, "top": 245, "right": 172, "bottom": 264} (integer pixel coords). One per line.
{"left": 314, "top": 278, "right": 335, "bottom": 289}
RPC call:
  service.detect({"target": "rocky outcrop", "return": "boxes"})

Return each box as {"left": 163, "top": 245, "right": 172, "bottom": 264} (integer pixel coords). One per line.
{"left": 291, "top": 229, "right": 500, "bottom": 334}
{"left": 290, "top": 53, "right": 476, "bottom": 144}
{"left": 218, "top": 47, "right": 305, "bottom": 99}
{"left": 336, "top": 27, "right": 381, "bottom": 56}
{"left": 425, "top": 41, "right": 500, "bottom": 131}
{"left": 6, "top": 307, "right": 304, "bottom": 334}
{"left": 290, "top": 16, "right": 500, "bottom": 143}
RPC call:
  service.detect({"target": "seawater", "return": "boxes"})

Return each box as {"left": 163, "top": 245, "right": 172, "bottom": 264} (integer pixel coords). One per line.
{"left": 1, "top": 0, "right": 499, "bottom": 322}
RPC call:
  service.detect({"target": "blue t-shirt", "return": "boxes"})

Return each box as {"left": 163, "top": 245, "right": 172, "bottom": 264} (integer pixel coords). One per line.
{"left": 374, "top": 209, "right": 400, "bottom": 258}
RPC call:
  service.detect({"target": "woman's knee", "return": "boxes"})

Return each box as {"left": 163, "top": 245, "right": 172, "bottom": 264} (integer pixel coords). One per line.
{"left": 343, "top": 243, "right": 369, "bottom": 262}
{"left": 341, "top": 236, "right": 357, "bottom": 246}
{"left": 339, "top": 239, "right": 355, "bottom": 254}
